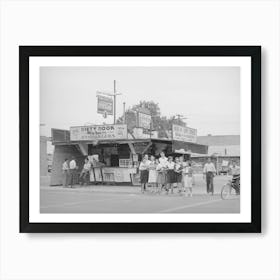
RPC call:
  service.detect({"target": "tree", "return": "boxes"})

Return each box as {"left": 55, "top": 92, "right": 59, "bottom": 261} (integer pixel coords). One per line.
{"left": 116, "top": 109, "right": 137, "bottom": 132}
{"left": 117, "top": 100, "right": 187, "bottom": 138}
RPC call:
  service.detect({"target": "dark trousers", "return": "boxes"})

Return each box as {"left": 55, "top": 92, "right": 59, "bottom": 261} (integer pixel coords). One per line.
{"left": 69, "top": 169, "right": 76, "bottom": 187}
{"left": 80, "top": 171, "right": 89, "bottom": 185}
{"left": 232, "top": 175, "right": 240, "bottom": 194}
{"left": 206, "top": 172, "right": 214, "bottom": 194}
{"left": 62, "top": 170, "right": 69, "bottom": 186}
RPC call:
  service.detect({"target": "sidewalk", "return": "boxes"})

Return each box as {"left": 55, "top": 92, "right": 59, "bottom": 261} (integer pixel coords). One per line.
{"left": 40, "top": 174, "right": 230, "bottom": 195}
{"left": 41, "top": 182, "right": 227, "bottom": 196}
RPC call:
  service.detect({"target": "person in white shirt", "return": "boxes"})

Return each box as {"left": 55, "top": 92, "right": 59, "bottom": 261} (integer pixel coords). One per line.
{"left": 139, "top": 154, "right": 150, "bottom": 193}
{"left": 203, "top": 158, "right": 216, "bottom": 195}
{"left": 156, "top": 151, "right": 168, "bottom": 192}
{"left": 69, "top": 157, "right": 77, "bottom": 188}
{"left": 79, "top": 157, "right": 91, "bottom": 186}
{"left": 159, "top": 151, "right": 168, "bottom": 167}
{"left": 184, "top": 162, "right": 194, "bottom": 197}
{"left": 148, "top": 155, "right": 157, "bottom": 193}
{"left": 62, "top": 158, "right": 69, "bottom": 187}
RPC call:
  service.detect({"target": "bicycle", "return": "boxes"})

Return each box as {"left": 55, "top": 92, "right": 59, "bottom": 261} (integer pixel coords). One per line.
{"left": 221, "top": 176, "right": 240, "bottom": 200}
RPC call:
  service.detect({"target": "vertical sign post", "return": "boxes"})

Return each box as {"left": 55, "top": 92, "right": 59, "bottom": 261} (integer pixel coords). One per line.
{"left": 96, "top": 80, "right": 122, "bottom": 125}
{"left": 123, "top": 102, "right": 126, "bottom": 124}
{"left": 114, "top": 80, "right": 116, "bottom": 124}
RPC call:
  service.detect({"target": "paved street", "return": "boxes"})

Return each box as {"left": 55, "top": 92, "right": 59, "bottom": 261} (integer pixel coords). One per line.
{"left": 40, "top": 175, "right": 240, "bottom": 213}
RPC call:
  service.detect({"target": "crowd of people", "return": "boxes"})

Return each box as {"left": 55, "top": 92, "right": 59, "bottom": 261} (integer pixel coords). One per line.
{"left": 61, "top": 152, "right": 240, "bottom": 196}
{"left": 62, "top": 156, "right": 92, "bottom": 188}
{"left": 139, "top": 152, "right": 194, "bottom": 196}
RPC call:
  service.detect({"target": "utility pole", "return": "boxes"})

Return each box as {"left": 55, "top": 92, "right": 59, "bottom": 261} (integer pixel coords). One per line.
{"left": 123, "top": 102, "right": 126, "bottom": 124}
{"left": 112, "top": 80, "right": 122, "bottom": 125}
{"left": 114, "top": 80, "right": 116, "bottom": 124}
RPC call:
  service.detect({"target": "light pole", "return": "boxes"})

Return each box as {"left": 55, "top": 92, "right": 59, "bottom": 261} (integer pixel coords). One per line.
{"left": 114, "top": 80, "right": 116, "bottom": 124}
{"left": 123, "top": 102, "right": 126, "bottom": 124}
{"left": 112, "top": 80, "right": 122, "bottom": 124}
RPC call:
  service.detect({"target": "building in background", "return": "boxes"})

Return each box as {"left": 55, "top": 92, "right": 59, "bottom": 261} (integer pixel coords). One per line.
{"left": 192, "top": 135, "right": 240, "bottom": 174}
{"left": 40, "top": 136, "right": 48, "bottom": 176}
{"left": 197, "top": 135, "right": 240, "bottom": 157}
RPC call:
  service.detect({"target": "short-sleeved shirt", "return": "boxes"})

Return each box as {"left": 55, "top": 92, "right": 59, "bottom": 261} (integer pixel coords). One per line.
{"left": 159, "top": 157, "right": 168, "bottom": 167}
{"left": 83, "top": 162, "right": 91, "bottom": 171}
{"left": 139, "top": 160, "right": 151, "bottom": 171}
{"left": 62, "top": 161, "right": 69, "bottom": 171}
{"left": 187, "top": 167, "right": 193, "bottom": 177}
{"left": 167, "top": 161, "right": 175, "bottom": 170}
{"left": 156, "top": 163, "right": 163, "bottom": 171}
{"left": 149, "top": 161, "right": 157, "bottom": 170}
{"left": 203, "top": 162, "right": 216, "bottom": 173}
{"left": 69, "top": 160, "right": 77, "bottom": 170}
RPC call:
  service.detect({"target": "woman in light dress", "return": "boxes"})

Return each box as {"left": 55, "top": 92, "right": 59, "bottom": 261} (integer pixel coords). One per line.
{"left": 183, "top": 161, "right": 194, "bottom": 197}
{"left": 148, "top": 155, "right": 158, "bottom": 193}
{"left": 157, "top": 151, "right": 168, "bottom": 192}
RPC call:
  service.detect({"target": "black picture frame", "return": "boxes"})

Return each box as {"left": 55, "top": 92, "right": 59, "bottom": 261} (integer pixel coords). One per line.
{"left": 20, "top": 46, "right": 261, "bottom": 233}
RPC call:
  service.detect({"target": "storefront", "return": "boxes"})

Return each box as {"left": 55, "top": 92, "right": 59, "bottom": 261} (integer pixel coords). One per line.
{"left": 49, "top": 126, "right": 208, "bottom": 186}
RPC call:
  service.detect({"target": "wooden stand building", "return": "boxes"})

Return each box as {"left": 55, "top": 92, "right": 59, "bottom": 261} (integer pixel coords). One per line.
{"left": 50, "top": 126, "right": 208, "bottom": 186}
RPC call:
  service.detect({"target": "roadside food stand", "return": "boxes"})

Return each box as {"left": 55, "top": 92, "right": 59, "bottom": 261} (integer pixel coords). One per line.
{"left": 49, "top": 125, "right": 208, "bottom": 186}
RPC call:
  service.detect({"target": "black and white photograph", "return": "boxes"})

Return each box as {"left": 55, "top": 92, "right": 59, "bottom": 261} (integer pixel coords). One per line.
{"left": 20, "top": 46, "right": 261, "bottom": 232}
{"left": 40, "top": 66, "right": 241, "bottom": 214}
{"left": 4, "top": 1, "right": 280, "bottom": 279}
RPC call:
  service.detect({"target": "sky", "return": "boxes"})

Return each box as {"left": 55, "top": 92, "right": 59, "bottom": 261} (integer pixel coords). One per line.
{"left": 40, "top": 66, "right": 240, "bottom": 138}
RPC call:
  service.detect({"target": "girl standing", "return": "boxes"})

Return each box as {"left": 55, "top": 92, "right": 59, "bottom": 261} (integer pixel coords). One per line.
{"left": 184, "top": 162, "right": 194, "bottom": 197}
{"left": 174, "top": 156, "right": 184, "bottom": 193}
{"left": 148, "top": 155, "right": 157, "bottom": 193}
{"left": 139, "top": 154, "right": 150, "bottom": 193}
{"left": 157, "top": 151, "right": 168, "bottom": 192}
{"left": 156, "top": 160, "right": 165, "bottom": 193}
{"left": 166, "top": 156, "right": 176, "bottom": 194}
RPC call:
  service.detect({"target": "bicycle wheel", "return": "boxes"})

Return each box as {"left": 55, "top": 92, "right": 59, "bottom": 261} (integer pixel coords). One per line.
{"left": 221, "top": 183, "right": 232, "bottom": 200}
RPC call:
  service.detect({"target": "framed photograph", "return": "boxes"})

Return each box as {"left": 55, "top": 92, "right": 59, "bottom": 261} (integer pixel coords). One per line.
{"left": 20, "top": 46, "right": 261, "bottom": 233}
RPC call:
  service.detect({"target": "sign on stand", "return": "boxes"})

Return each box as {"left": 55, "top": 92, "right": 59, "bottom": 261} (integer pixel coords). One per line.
{"left": 138, "top": 111, "right": 152, "bottom": 129}
{"left": 172, "top": 124, "right": 197, "bottom": 143}
{"left": 70, "top": 124, "right": 128, "bottom": 141}
{"left": 97, "top": 94, "right": 113, "bottom": 115}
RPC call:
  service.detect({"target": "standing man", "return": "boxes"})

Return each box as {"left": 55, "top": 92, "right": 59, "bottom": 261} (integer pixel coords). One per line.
{"left": 203, "top": 158, "right": 216, "bottom": 195}
{"left": 69, "top": 156, "right": 77, "bottom": 188}
{"left": 62, "top": 158, "right": 69, "bottom": 187}
{"left": 79, "top": 157, "right": 91, "bottom": 186}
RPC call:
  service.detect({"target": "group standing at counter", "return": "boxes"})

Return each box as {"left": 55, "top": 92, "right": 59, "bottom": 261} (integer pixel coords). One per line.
{"left": 62, "top": 156, "right": 104, "bottom": 188}
{"left": 61, "top": 152, "right": 239, "bottom": 196}
{"left": 139, "top": 152, "right": 194, "bottom": 196}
